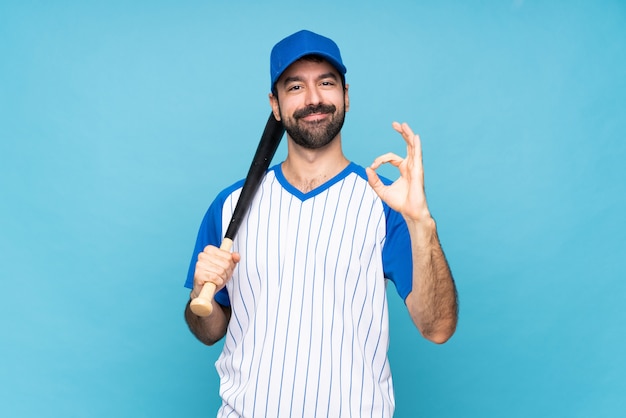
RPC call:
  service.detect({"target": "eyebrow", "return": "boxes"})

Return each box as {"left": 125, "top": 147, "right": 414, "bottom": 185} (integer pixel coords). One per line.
{"left": 282, "top": 72, "right": 339, "bottom": 86}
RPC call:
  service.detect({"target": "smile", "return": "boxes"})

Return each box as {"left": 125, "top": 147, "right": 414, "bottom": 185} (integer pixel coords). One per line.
{"left": 293, "top": 103, "right": 337, "bottom": 121}
{"left": 300, "top": 112, "right": 330, "bottom": 122}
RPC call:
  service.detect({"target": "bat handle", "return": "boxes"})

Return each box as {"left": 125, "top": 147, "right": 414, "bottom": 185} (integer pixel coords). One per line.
{"left": 189, "top": 238, "right": 234, "bottom": 317}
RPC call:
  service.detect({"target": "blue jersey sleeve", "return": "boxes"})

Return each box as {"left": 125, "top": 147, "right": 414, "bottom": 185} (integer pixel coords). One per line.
{"left": 184, "top": 183, "right": 243, "bottom": 307}
{"left": 381, "top": 204, "right": 414, "bottom": 301}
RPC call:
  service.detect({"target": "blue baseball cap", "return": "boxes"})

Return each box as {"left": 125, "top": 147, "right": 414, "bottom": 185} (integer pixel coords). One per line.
{"left": 270, "top": 30, "right": 347, "bottom": 91}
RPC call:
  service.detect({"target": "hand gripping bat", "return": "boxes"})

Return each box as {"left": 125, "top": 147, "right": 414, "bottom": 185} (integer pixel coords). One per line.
{"left": 189, "top": 112, "right": 285, "bottom": 317}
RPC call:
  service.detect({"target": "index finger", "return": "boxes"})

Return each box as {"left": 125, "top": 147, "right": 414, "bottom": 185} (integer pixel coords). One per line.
{"left": 370, "top": 152, "right": 404, "bottom": 170}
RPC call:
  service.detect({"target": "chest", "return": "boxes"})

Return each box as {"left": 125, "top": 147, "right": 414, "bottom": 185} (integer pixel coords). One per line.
{"left": 226, "top": 173, "right": 388, "bottom": 306}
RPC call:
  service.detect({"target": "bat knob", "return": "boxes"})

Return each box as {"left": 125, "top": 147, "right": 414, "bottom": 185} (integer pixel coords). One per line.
{"left": 190, "top": 297, "right": 213, "bottom": 317}
{"left": 190, "top": 281, "right": 217, "bottom": 317}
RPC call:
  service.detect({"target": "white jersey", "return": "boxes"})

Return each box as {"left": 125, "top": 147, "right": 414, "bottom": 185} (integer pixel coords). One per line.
{"left": 186, "top": 162, "right": 413, "bottom": 418}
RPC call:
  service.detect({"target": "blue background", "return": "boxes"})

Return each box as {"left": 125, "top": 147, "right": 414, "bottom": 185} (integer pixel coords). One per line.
{"left": 1, "top": 1, "right": 625, "bottom": 417}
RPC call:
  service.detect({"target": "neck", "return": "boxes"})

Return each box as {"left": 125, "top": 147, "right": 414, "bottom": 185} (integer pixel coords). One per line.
{"left": 282, "top": 135, "right": 349, "bottom": 193}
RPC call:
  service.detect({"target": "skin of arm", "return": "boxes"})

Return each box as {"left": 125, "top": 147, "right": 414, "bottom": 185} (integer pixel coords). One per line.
{"left": 184, "top": 245, "right": 240, "bottom": 345}
{"left": 366, "top": 122, "right": 458, "bottom": 344}
{"left": 184, "top": 299, "right": 231, "bottom": 346}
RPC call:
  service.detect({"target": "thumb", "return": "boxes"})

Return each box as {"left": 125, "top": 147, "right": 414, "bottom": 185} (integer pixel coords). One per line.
{"left": 366, "top": 167, "right": 386, "bottom": 199}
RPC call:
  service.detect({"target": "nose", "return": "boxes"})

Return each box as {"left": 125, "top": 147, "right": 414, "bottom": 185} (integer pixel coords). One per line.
{"left": 304, "top": 84, "right": 322, "bottom": 106}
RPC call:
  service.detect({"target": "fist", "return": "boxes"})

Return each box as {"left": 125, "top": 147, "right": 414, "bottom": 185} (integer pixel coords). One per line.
{"left": 191, "top": 245, "right": 241, "bottom": 299}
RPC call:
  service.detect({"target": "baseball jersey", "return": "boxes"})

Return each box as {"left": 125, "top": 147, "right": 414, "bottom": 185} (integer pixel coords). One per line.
{"left": 185, "top": 162, "right": 413, "bottom": 418}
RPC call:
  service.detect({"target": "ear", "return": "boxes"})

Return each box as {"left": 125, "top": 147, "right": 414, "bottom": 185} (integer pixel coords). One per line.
{"left": 269, "top": 93, "right": 281, "bottom": 121}
{"left": 344, "top": 84, "right": 350, "bottom": 112}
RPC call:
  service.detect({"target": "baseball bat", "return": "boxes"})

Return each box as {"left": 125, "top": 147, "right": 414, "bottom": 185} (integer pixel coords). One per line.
{"left": 189, "top": 112, "right": 285, "bottom": 317}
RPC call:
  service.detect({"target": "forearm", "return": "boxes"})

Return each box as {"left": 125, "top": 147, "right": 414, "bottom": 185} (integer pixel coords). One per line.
{"left": 405, "top": 216, "right": 458, "bottom": 344}
{"left": 184, "top": 299, "right": 230, "bottom": 346}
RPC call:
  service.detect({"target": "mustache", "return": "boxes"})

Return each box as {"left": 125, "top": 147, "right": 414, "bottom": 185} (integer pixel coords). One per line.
{"left": 293, "top": 103, "right": 337, "bottom": 120}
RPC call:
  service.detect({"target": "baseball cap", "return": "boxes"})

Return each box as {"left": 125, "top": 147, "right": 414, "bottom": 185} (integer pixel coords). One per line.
{"left": 270, "top": 30, "right": 347, "bottom": 91}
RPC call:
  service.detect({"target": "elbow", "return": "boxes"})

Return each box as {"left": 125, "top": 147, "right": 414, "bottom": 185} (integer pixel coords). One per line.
{"left": 406, "top": 295, "right": 458, "bottom": 344}
{"left": 184, "top": 301, "right": 227, "bottom": 346}
{"left": 197, "top": 334, "right": 222, "bottom": 347}
{"left": 409, "top": 302, "right": 458, "bottom": 344}
{"left": 421, "top": 324, "right": 456, "bottom": 344}
{"left": 185, "top": 318, "right": 224, "bottom": 346}
{"left": 414, "top": 314, "right": 458, "bottom": 344}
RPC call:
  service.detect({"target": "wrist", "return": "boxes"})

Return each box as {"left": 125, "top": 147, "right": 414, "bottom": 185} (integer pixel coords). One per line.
{"left": 404, "top": 212, "right": 435, "bottom": 229}
{"left": 405, "top": 215, "right": 438, "bottom": 246}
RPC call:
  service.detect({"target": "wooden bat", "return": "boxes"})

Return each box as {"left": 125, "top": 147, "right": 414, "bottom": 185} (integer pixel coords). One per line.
{"left": 189, "top": 112, "right": 285, "bottom": 317}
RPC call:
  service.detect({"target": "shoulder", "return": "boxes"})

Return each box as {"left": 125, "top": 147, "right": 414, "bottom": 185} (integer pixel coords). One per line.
{"left": 212, "top": 178, "right": 245, "bottom": 206}
{"left": 196, "top": 178, "right": 245, "bottom": 230}
{"left": 208, "top": 164, "right": 281, "bottom": 212}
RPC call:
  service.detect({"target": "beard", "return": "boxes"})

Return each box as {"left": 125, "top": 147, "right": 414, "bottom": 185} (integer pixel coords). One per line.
{"left": 280, "top": 102, "right": 346, "bottom": 150}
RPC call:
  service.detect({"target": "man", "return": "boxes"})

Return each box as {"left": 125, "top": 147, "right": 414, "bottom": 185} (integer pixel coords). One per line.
{"left": 184, "top": 29, "right": 458, "bottom": 417}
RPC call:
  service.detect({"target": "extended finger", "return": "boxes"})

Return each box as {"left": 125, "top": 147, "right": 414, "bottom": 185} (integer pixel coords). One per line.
{"left": 392, "top": 121, "right": 415, "bottom": 136}
{"left": 392, "top": 121, "right": 419, "bottom": 150}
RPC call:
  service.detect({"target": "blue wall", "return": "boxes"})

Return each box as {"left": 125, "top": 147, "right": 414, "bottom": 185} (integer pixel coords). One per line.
{"left": 1, "top": 1, "right": 624, "bottom": 416}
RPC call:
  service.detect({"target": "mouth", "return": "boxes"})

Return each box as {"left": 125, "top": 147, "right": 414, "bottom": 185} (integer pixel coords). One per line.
{"left": 300, "top": 112, "right": 329, "bottom": 123}
{"left": 294, "top": 104, "right": 336, "bottom": 122}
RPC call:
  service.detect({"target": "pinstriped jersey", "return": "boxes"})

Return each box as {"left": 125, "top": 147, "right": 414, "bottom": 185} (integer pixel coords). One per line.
{"left": 186, "top": 162, "right": 413, "bottom": 418}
